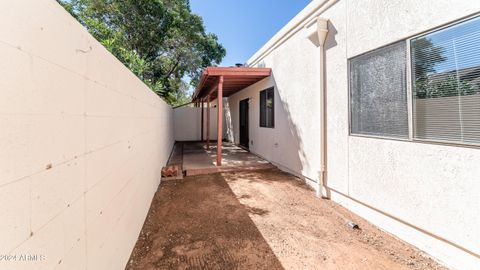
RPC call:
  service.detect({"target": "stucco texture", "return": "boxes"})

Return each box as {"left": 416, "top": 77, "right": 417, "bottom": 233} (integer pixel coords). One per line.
{"left": 233, "top": 0, "right": 480, "bottom": 269}
{"left": 0, "top": 1, "right": 173, "bottom": 269}
{"left": 228, "top": 30, "right": 321, "bottom": 185}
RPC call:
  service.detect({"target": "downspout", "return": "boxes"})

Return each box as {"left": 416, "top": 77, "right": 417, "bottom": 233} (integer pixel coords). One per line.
{"left": 306, "top": 17, "right": 329, "bottom": 198}
{"left": 318, "top": 18, "right": 329, "bottom": 199}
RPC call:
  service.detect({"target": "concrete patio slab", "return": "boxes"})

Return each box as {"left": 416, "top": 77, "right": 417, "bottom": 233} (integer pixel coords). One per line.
{"left": 182, "top": 142, "right": 273, "bottom": 175}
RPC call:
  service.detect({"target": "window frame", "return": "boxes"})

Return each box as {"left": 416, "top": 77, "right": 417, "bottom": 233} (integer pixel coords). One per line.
{"left": 259, "top": 87, "right": 275, "bottom": 128}
{"left": 408, "top": 13, "right": 480, "bottom": 148}
{"left": 347, "top": 41, "right": 410, "bottom": 141}
{"left": 347, "top": 13, "right": 480, "bottom": 149}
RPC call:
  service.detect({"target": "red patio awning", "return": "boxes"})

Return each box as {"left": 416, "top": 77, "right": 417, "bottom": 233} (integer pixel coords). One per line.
{"left": 193, "top": 67, "right": 271, "bottom": 101}
{"left": 193, "top": 66, "right": 271, "bottom": 167}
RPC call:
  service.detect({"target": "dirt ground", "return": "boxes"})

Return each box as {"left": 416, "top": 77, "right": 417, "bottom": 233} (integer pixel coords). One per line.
{"left": 126, "top": 168, "right": 447, "bottom": 270}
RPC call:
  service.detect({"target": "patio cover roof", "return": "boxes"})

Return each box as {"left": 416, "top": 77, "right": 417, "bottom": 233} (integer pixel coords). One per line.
{"left": 193, "top": 67, "right": 271, "bottom": 101}
{"left": 192, "top": 66, "right": 271, "bottom": 167}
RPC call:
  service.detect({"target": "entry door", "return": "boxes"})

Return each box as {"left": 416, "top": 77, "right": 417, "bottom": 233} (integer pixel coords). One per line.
{"left": 239, "top": 98, "right": 249, "bottom": 149}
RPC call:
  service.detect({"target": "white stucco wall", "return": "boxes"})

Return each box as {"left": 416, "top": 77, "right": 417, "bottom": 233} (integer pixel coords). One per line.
{"left": 173, "top": 104, "right": 226, "bottom": 142}
{"left": 0, "top": 1, "right": 174, "bottom": 269}
{"left": 228, "top": 28, "right": 321, "bottom": 184}
{"left": 229, "top": 0, "right": 480, "bottom": 269}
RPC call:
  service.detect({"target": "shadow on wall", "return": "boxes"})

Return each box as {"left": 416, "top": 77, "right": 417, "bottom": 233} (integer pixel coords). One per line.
{"left": 325, "top": 21, "right": 338, "bottom": 50}
{"left": 224, "top": 20, "right": 339, "bottom": 194}
{"left": 222, "top": 71, "right": 311, "bottom": 185}
{"left": 271, "top": 72, "right": 307, "bottom": 180}
{"left": 224, "top": 100, "right": 234, "bottom": 142}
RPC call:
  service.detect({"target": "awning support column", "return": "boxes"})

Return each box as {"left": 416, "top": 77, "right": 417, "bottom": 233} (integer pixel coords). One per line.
{"left": 206, "top": 96, "right": 210, "bottom": 150}
{"left": 216, "top": 76, "right": 224, "bottom": 166}
{"left": 201, "top": 99, "right": 204, "bottom": 141}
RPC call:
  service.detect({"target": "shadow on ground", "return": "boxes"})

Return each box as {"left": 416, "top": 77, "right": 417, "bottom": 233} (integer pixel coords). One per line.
{"left": 127, "top": 168, "right": 446, "bottom": 270}
{"left": 126, "top": 171, "right": 284, "bottom": 270}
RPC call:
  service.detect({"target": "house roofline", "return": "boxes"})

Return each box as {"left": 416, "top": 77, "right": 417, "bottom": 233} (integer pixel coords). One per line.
{"left": 247, "top": 0, "right": 338, "bottom": 67}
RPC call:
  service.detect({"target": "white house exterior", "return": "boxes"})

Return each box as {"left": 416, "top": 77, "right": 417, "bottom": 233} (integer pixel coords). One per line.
{"left": 224, "top": 1, "right": 480, "bottom": 269}
{"left": 3, "top": 0, "right": 479, "bottom": 268}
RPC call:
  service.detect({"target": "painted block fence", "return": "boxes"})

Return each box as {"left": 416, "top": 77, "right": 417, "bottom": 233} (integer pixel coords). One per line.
{"left": 0, "top": 1, "right": 174, "bottom": 269}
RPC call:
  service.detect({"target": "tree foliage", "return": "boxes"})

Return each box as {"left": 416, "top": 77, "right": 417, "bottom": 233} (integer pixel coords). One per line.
{"left": 412, "top": 37, "right": 479, "bottom": 98}
{"left": 415, "top": 75, "right": 476, "bottom": 99}
{"left": 411, "top": 37, "right": 446, "bottom": 81}
{"left": 58, "top": 0, "right": 226, "bottom": 105}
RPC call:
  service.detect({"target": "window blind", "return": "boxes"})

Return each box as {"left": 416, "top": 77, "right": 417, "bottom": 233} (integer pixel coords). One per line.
{"left": 349, "top": 41, "right": 409, "bottom": 138}
{"left": 411, "top": 16, "right": 480, "bottom": 144}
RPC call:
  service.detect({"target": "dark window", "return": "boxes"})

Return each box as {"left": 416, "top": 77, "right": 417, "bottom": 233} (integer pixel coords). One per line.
{"left": 411, "top": 16, "right": 480, "bottom": 144}
{"left": 260, "top": 87, "right": 274, "bottom": 128}
{"left": 349, "top": 41, "right": 409, "bottom": 138}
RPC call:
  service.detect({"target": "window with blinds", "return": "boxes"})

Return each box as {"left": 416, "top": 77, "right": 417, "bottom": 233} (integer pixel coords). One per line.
{"left": 411, "top": 16, "right": 480, "bottom": 144}
{"left": 349, "top": 41, "right": 409, "bottom": 138}
{"left": 260, "top": 87, "right": 274, "bottom": 128}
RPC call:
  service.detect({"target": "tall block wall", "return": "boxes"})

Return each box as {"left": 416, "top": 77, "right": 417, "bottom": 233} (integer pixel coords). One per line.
{"left": 0, "top": 1, "right": 174, "bottom": 269}
{"left": 173, "top": 106, "right": 227, "bottom": 142}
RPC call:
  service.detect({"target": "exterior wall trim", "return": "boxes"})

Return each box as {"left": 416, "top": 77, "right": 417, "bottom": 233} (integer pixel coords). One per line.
{"left": 247, "top": 0, "right": 338, "bottom": 66}
{"left": 329, "top": 188, "right": 480, "bottom": 260}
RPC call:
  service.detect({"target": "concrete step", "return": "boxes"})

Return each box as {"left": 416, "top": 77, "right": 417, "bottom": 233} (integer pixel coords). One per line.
{"left": 185, "top": 163, "right": 276, "bottom": 176}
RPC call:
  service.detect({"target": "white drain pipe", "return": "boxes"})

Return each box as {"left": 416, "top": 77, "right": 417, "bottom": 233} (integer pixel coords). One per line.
{"left": 306, "top": 17, "right": 329, "bottom": 198}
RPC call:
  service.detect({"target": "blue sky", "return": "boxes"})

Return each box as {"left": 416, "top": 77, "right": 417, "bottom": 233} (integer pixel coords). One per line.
{"left": 190, "top": 0, "right": 312, "bottom": 66}
{"left": 423, "top": 16, "right": 480, "bottom": 73}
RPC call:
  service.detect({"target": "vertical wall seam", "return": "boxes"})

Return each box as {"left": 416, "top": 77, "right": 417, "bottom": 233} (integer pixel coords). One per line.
{"left": 28, "top": 54, "right": 34, "bottom": 238}
{"left": 345, "top": 0, "right": 351, "bottom": 197}
{"left": 83, "top": 45, "right": 89, "bottom": 270}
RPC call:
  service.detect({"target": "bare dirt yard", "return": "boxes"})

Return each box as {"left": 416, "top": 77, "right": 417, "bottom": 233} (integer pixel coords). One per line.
{"left": 126, "top": 168, "right": 447, "bottom": 270}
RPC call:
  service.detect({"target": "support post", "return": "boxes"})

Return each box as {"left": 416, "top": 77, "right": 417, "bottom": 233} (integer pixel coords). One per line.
{"left": 201, "top": 99, "right": 204, "bottom": 141}
{"left": 206, "top": 96, "right": 210, "bottom": 150}
{"left": 216, "top": 76, "right": 224, "bottom": 166}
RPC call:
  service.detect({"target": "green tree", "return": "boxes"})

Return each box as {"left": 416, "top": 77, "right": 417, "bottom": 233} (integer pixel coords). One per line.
{"left": 58, "top": 0, "right": 225, "bottom": 105}
{"left": 411, "top": 37, "right": 446, "bottom": 99}
{"left": 412, "top": 37, "right": 479, "bottom": 98}
{"left": 172, "top": 81, "right": 194, "bottom": 107}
